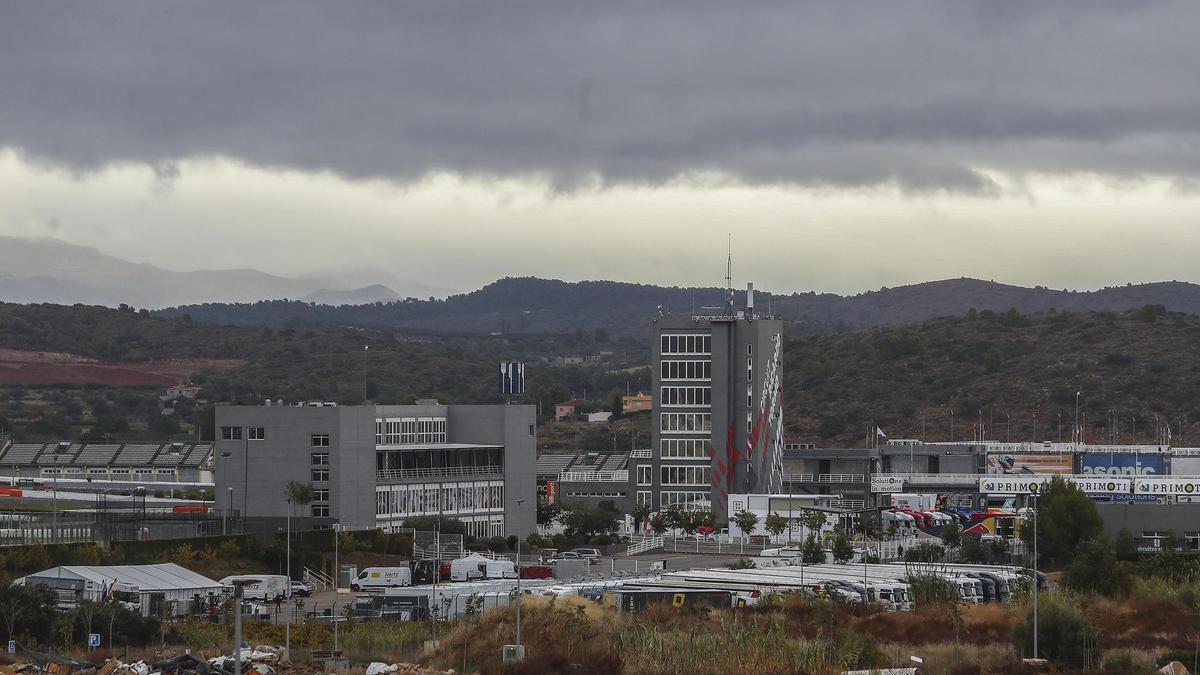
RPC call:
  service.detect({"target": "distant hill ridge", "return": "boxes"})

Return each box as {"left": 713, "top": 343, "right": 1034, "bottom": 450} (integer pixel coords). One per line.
{"left": 156, "top": 276, "right": 1200, "bottom": 336}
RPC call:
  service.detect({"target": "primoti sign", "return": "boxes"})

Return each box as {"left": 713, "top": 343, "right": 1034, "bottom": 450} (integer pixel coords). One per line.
{"left": 870, "top": 475, "right": 905, "bottom": 493}
{"left": 978, "top": 476, "right": 1131, "bottom": 494}
{"left": 978, "top": 476, "right": 1052, "bottom": 494}
{"left": 1134, "top": 478, "right": 1200, "bottom": 496}
{"left": 1071, "top": 477, "right": 1132, "bottom": 494}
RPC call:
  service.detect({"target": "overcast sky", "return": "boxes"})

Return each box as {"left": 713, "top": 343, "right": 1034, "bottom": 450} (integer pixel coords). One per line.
{"left": 3, "top": 1, "right": 1200, "bottom": 295}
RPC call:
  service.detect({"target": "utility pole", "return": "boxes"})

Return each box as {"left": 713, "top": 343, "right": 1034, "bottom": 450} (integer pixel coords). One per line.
{"left": 1074, "top": 391, "right": 1081, "bottom": 445}
{"left": 285, "top": 497, "right": 291, "bottom": 661}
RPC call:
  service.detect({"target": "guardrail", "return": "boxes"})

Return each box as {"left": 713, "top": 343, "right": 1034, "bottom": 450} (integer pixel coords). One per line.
{"left": 304, "top": 567, "right": 333, "bottom": 591}
{"left": 626, "top": 536, "right": 664, "bottom": 555}
{"left": 782, "top": 473, "right": 815, "bottom": 483}
{"left": 819, "top": 474, "right": 865, "bottom": 483}
{"left": 375, "top": 465, "right": 503, "bottom": 481}
{"left": 890, "top": 473, "right": 980, "bottom": 485}
{"left": 559, "top": 470, "right": 629, "bottom": 483}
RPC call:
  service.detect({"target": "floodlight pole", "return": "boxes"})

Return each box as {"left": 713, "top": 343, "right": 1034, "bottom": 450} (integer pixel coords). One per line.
{"left": 1033, "top": 492, "right": 1039, "bottom": 661}
{"left": 232, "top": 584, "right": 245, "bottom": 675}
{"left": 285, "top": 497, "right": 291, "bottom": 661}
{"left": 515, "top": 499, "right": 525, "bottom": 653}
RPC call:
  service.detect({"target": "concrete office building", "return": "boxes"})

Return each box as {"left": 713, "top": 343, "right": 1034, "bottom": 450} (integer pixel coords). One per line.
{"left": 214, "top": 401, "right": 536, "bottom": 537}
{"left": 640, "top": 283, "right": 785, "bottom": 516}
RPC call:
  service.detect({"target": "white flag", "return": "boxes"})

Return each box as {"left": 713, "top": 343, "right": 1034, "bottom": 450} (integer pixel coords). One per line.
{"left": 876, "top": 426, "right": 887, "bottom": 438}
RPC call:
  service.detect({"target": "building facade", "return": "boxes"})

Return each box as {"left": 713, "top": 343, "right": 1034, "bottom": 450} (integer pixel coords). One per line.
{"left": 642, "top": 286, "right": 785, "bottom": 515}
{"left": 214, "top": 402, "right": 536, "bottom": 537}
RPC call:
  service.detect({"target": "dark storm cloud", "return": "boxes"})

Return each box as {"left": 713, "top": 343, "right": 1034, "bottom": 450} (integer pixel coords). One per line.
{"left": 1, "top": 1, "right": 1198, "bottom": 190}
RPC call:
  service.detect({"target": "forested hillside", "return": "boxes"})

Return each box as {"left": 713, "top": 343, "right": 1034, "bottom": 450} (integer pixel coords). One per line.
{"left": 0, "top": 303, "right": 649, "bottom": 441}
{"left": 4, "top": 301, "right": 1200, "bottom": 448}
{"left": 782, "top": 305, "right": 1200, "bottom": 446}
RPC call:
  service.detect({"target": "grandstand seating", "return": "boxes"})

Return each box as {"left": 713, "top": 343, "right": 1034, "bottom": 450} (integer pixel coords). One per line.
{"left": 0, "top": 443, "right": 45, "bottom": 465}
{"left": 72, "top": 444, "right": 122, "bottom": 466}
{"left": 112, "top": 444, "right": 160, "bottom": 465}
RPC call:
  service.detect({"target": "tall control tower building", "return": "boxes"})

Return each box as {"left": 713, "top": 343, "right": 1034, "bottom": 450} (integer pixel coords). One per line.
{"left": 641, "top": 282, "right": 784, "bottom": 516}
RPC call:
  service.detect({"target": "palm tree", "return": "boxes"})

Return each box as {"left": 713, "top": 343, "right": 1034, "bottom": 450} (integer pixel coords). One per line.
{"left": 284, "top": 480, "right": 314, "bottom": 517}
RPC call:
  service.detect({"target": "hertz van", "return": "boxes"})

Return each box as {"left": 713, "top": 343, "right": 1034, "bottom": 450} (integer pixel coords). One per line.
{"left": 350, "top": 566, "right": 412, "bottom": 591}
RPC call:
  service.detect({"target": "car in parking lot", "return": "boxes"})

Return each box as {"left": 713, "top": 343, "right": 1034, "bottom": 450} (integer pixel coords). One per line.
{"left": 570, "top": 548, "right": 602, "bottom": 565}
{"left": 290, "top": 581, "right": 314, "bottom": 597}
{"left": 543, "top": 551, "right": 583, "bottom": 565}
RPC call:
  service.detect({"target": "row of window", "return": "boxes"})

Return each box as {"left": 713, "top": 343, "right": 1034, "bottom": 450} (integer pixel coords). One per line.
{"left": 660, "top": 491, "right": 711, "bottom": 510}
{"left": 41, "top": 467, "right": 176, "bottom": 476}
{"left": 660, "top": 359, "right": 712, "bottom": 381}
{"left": 661, "top": 464, "right": 712, "bottom": 486}
{"left": 380, "top": 514, "right": 504, "bottom": 539}
{"left": 219, "top": 426, "right": 329, "bottom": 447}
{"left": 661, "top": 438, "right": 711, "bottom": 459}
{"left": 661, "top": 334, "right": 711, "bottom": 355}
{"left": 375, "top": 481, "right": 505, "bottom": 517}
{"left": 660, "top": 386, "right": 712, "bottom": 407}
{"left": 375, "top": 417, "right": 449, "bottom": 445}
{"left": 660, "top": 412, "right": 712, "bottom": 433}
{"left": 565, "top": 491, "right": 627, "bottom": 498}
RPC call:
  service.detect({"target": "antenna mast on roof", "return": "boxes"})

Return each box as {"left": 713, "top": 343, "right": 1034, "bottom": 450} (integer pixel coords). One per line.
{"left": 725, "top": 233, "right": 734, "bottom": 313}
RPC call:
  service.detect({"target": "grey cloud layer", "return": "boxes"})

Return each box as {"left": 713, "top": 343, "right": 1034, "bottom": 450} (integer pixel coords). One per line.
{"left": 2, "top": 1, "right": 1198, "bottom": 190}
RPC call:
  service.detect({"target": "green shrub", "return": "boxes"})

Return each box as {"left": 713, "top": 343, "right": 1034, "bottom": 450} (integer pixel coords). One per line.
{"left": 1012, "top": 595, "right": 1100, "bottom": 668}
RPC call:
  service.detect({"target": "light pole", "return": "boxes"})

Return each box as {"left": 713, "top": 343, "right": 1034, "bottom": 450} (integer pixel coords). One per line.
{"left": 285, "top": 497, "right": 291, "bottom": 662}
{"left": 1032, "top": 492, "right": 1039, "bottom": 661}
{"left": 225, "top": 487, "right": 233, "bottom": 535}
{"left": 52, "top": 450, "right": 64, "bottom": 542}
{"left": 515, "top": 499, "right": 525, "bottom": 658}
{"left": 333, "top": 520, "right": 340, "bottom": 592}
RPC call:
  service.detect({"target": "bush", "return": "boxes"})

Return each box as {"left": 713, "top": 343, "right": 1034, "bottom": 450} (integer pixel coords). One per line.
{"left": 1064, "top": 538, "right": 1130, "bottom": 597}
{"left": 904, "top": 543, "right": 944, "bottom": 563}
{"left": 1013, "top": 596, "right": 1100, "bottom": 668}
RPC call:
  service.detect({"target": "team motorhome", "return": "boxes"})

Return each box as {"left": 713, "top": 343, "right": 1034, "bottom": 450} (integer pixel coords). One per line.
{"left": 220, "top": 574, "right": 288, "bottom": 602}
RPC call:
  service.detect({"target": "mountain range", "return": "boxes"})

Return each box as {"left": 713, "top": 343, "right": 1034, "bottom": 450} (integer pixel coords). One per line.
{"left": 0, "top": 236, "right": 449, "bottom": 308}
{"left": 157, "top": 276, "right": 1200, "bottom": 338}
{"left": 6, "top": 236, "right": 1200, "bottom": 336}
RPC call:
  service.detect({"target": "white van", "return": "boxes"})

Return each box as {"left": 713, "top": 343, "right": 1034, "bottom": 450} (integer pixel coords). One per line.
{"left": 220, "top": 575, "right": 289, "bottom": 603}
{"left": 350, "top": 566, "right": 412, "bottom": 592}
{"left": 485, "top": 559, "right": 517, "bottom": 579}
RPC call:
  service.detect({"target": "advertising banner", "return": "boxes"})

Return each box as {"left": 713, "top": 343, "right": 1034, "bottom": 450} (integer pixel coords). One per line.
{"left": 1081, "top": 453, "right": 1163, "bottom": 476}
{"left": 1134, "top": 477, "right": 1200, "bottom": 496}
{"left": 1071, "top": 477, "right": 1132, "bottom": 494}
{"left": 871, "top": 475, "right": 905, "bottom": 493}
{"left": 979, "top": 476, "right": 1131, "bottom": 494}
{"left": 985, "top": 452, "right": 1073, "bottom": 475}
{"left": 979, "top": 476, "right": 1052, "bottom": 494}
{"left": 1171, "top": 457, "right": 1200, "bottom": 476}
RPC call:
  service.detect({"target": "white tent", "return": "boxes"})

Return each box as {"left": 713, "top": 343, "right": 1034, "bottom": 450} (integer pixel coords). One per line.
{"left": 450, "top": 553, "right": 492, "bottom": 582}
{"left": 21, "top": 563, "right": 222, "bottom": 617}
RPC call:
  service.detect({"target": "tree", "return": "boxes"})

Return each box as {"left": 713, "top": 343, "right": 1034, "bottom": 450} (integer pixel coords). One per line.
{"left": 558, "top": 502, "right": 619, "bottom": 540}
{"left": 960, "top": 535, "right": 990, "bottom": 563}
{"left": 798, "top": 509, "right": 826, "bottom": 538}
{"left": 941, "top": 519, "right": 961, "bottom": 551}
{"left": 631, "top": 503, "right": 652, "bottom": 531}
{"left": 832, "top": 529, "right": 855, "bottom": 564}
{"left": 801, "top": 534, "right": 826, "bottom": 564}
{"left": 1113, "top": 528, "right": 1138, "bottom": 562}
{"left": 731, "top": 510, "right": 759, "bottom": 540}
{"left": 284, "top": 480, "right": 315, "bottom": 516}
{"left": 648, "top": 513, "right": 667, "bottom": 535}
{"left": 0, "top": 582, "right": 57, "bottom": 642}
{"left": 609, "top": 388, "right": 624, "bottom": 418}
{"left": 1064, "top": 537, "right": 1130, "bottom": 597}
{"left": 1019, "top": 477, "right": 1103, "bottom": 567}
{"left": 1163, "top": 529, "right": 1181, "bottom": 552}
{"left": 764, "top": 512, "right": 788, "bottom": 541}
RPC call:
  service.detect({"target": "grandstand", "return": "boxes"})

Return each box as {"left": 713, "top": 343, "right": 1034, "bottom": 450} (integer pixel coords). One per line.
{"left": 535, "top": 449, "right": 636, "bottom": 512}
{"left": 0, "top": 440, "right": 213, "bottom": 485}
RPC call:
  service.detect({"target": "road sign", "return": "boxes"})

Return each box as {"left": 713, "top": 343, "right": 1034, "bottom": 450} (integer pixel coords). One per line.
{"left": 88, "top": 634, "right": 100, "bottom": 648}
{"left": 7, "top": 640, "right": 15, "bottom": 655}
